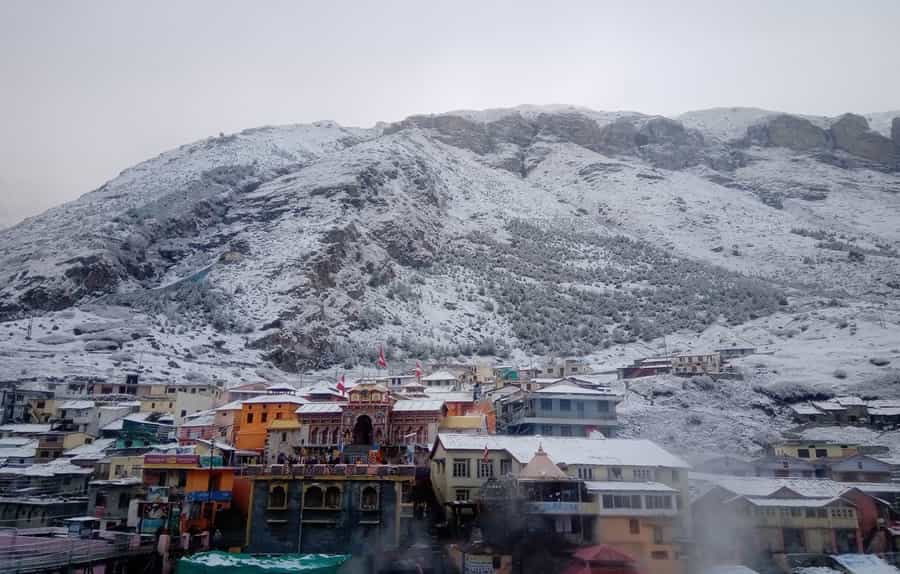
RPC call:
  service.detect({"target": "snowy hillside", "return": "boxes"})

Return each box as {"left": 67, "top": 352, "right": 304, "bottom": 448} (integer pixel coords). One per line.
{"left": 0, "top": 105, "right": 898, "bottom": 378}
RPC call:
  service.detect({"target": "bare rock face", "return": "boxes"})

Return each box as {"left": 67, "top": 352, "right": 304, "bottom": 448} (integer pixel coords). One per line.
{"left": 748, "top": 114, "right": 829, "bottom": 150}
{"left": 892, "top": 117, "right": 900, "bottom": 146}
{"left": 831, "top": 113, "right": 897, "bottom": 166}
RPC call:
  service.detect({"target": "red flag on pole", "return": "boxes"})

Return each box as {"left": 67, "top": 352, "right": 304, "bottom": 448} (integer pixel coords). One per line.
{"left": 414, "top": 361, "right": 423, "bottom": 380}
{"left": 377, "top": 345, "right": 387, "bottom": 369}
{"left": 482, "top": 444, "right": 490, "bottom": 462}
{"left": 336, "top": 374, "right": 346, "bottom": 395}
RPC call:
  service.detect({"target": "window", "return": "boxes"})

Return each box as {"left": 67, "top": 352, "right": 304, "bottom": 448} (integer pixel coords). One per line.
{"left": 478, "top": 460, "right": 494, "bottom": 478}
{"left": 453, "top": 459, "right": 470, "bottom": 478}
{"left": 805, "top": 508, "right": 817, "bottom": 518}
{"left": 651, "top": 551, "right": 669, "bottom": 560}
{"left": 118, "top": 492, "right": 129, "bottom": 509}
{"left": 597, "top": 401, "right": 609, "bottom": 412}
{"left": 261, "top": 412, "right": 268, "bottom": 423}
{"left": 815, "top": 449, "right": 827, "bottom": 458}
{"left": 304, "top": 486, "right": 323, "bottom": 508}
{"left": 603, "top": 495, "right": 642, "bottom": 509}
{"left": 790, "top": 508, "right": 801, "bottom": 517}
{"left": 540, "top": 399, "right": 553, "bottom": 410}
{"left": 500, "top": 459, "right": 512, "bottom": 476}
{"left": 629, "top": 519, "right": 640, "bottom": 534}
{"left": 247, "top": 413, "right": 254, "bottom": 424}
{"left": 455, "top": 489, "right": 470, "bottom": 502}
{"left": 325, "top": 486, "right": 341, "bottom": 508}
{"left": 541, "top": 425, "right": 553, "bottom": 436}
{"left": 634, "top": 468, "right": 653, "bottom": 481}
{"left": 559, "top": 399, "right": 571, "bottom": 411}
{"left": 797, "top": 449, "right": 810, "bottom": 458}
{"left": 560, "top": 425, "right": 572, "bottom": 437}
{"left": 180, "top": 410, "right": 186, "bottom": 418}
{"left": 275, "top": 412, "right": 282, "bottom": 420}
{"left": 268, "top": 484, "right": 287, "bottom": 509}
{"left": 578, "top": 467, "right": 593, "bottom": 480}
{"left": 167, "top": 387, "right": 176, "bottom": 394}
{"left": 609, "top": 467, "right": 623, "bottom": 480}
{"left": 653, "top": 525, "right": 664, "bottom": 544}
{"left": 190, "top": 388, "right": 197, "bottom": 394}
{"left": 817, "top": 508, "right": 828, "bottom": 518}
{"left": 646, "top": 495, "right": 673, "bottom": 509}
{"left": 361, "top": 486, "right": 378, "bottom": 510}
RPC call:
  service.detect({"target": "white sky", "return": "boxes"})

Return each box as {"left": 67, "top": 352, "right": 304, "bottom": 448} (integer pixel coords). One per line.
{"left": 1, "top": 0, "right": 899, "bottom": 227}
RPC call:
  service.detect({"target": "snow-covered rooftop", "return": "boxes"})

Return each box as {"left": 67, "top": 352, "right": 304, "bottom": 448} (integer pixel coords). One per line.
{"left": 392, "top": 399, "right": 445, "bottom": 412}
{"left": 242, "top": 394, "right": 308, "bottom": 405}
{"left": 742, "top": 497, "right": 842, "bottom": 508}
{"left": 422, "top": 370, "right": 458, "bottom": 382}
{"left": 59, "top": 400, "right": 95, "bottom": 410}
{"left": 214, "top": 400, "right": 244, "bottom": 412}
{"left": 296, "top": 403, "right": 344, "bottom": 414}
{"left": 533, "top": 382, "right": 620, "bottom": 397}
{"left": 0, "top": 424, "right": 53, "bottom": 434}
{"left": 435, "top": 433, "right": 690, "bottom": 468}
{"left": 791, "top": 404, "right": 822, "bottom": 415}
{"left": 584, "top": 481, "right": 677, "bottom": 493}
{"left": 64, "top": 438, "right": 115, "bottom": 458}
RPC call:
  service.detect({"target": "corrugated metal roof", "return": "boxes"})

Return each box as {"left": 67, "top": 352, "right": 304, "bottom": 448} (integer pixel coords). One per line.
{"left": 435, "top": 433, "right": 690, "bottom": 468}
{"left": 243, "top": 394, "right": 308, "bottom": 405}
{"left": 422, "top": 371, "right": 458, "bottom": 382}
{"left": 534, "top": 382, "right": 619, "bottom": 397}
{"left": 59, "top": 400, "right": 95, "bottom": 410}
{"left": 743, "top": 497, "right": 842, "bottom": 508}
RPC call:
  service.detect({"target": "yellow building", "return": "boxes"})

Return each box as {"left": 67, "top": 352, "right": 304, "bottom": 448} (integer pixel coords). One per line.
{"left": 234, "top": 394, "right": 308, "bottom": 451}
{"left": 27, "top": 398, "right": 59, "bottom": 423}
{"left": 771, "top": 441, "right": 859, "bottom": 459}
{"left": 430, "top": 433, "right": 690, "bottom": 574}
{"left": 98, "top": 454, "right": 146, "bottom": 479}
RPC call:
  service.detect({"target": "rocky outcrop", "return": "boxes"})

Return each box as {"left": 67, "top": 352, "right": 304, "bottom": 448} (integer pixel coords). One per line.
{"left": 831, "top": 113, "right": 896, "bottom": 166}
{"left": 747, "top": 114, "right": 829, "bottom": 150}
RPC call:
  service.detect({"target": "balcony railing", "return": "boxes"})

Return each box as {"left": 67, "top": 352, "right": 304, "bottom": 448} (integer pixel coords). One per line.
{"left": 236, "top": 463, "right": 417, "bottom": 478}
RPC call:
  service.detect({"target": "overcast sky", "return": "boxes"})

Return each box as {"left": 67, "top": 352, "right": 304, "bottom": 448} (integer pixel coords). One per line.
{"left": 1, "top": 0, "right": 898, "bottom": 227}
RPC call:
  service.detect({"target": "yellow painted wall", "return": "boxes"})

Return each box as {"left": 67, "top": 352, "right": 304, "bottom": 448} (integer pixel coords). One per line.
{"left": 595, "top": 517, "right": 681, "bottom": 574}
{"left": 106, "top": 455, "right": 145, "bottom": 479}
{"left": 140, "top": 397, "right": 176, "bottom": 415}
{"left": 774, "top": 443, "right": 858, "bottom": 458}
{"left": 62, "top": 432, "right": 88, "bottom": 450}
{"left": 185, "top": 468, "right": 235, "bottom": 493}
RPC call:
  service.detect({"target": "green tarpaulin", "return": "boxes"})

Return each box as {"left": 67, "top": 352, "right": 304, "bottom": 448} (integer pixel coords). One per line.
{"left": 177, "top": 552, "right": 350, "bottom": 574}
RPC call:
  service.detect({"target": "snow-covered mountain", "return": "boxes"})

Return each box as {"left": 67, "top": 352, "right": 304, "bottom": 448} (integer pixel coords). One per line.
{"left": 1, "top": 106, "right": 899, "bottom": 380}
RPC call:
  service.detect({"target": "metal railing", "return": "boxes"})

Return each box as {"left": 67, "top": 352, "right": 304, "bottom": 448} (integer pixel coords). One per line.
{"left": 0, "top": 529, "right": 156, "bottom": 574}
{"left": 236, "top": 463, "right": 417, "bottom": 478}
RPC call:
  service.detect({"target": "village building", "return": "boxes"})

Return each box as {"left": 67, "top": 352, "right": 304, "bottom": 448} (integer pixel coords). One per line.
{"left": 617, "top": 357, "right": 673, "bottom": 380}
{"left": 240, "top": 462, "right": 417, "bottom": 568}
{"left": 671, "top": 352, "right": 721, "bottom": 377}
{"left": 212, "top": 399, "right": 243, "bottom": 443}
{"left": 768, "top": 441, "right": 859, "bottom": 460}
{"left": 177, "top": 411, "right": 218, "bottom": 445}
{"left": 713, "top": 345, "right": 757, "bottom": 360}
{"left": 500, "top": 379, "right": 621, "bottom": 437}
{"left": 421, "top": 370, "right": 460, "bottom": 390}
{"left": 437, "top": 434, "right": 690, "bottom": 574}
{"left": 86, "top": 476, "right": 142, "bottom": 530}
{"left": 0, "top": 436, "right": 40, "bottom": 465}
{"left": 233, "top": 394, "right": 308, "bottom": 451}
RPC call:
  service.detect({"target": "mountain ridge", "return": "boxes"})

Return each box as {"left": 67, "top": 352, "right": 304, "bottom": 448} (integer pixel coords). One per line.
{"left": 1, "top": 105, "right": 899, "bottom": 373}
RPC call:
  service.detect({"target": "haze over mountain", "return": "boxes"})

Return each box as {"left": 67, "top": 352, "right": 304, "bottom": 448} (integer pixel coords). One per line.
{"left": 2, "top": 104, "right": 899, "bottom": 451}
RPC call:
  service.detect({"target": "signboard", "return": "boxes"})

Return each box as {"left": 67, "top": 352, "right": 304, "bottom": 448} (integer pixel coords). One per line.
{"left": 185, "top": 491, "right": 232, "bottom": 503}
{"left": 147, "top": 486, "right": 169, "bottom": 502}
{"left": 143, "top": 454, "right": 223, "bottom": 466}
{"left": 139, "top": 501, "right": 170, "bottom": 534}
{"left": 464, "top": 554, "right": 495, "bottom": 574}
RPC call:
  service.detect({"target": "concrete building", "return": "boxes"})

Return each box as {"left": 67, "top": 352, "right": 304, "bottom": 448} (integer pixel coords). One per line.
{"left": 506, "top": 379, "right": 621, "bottom": 438}
{"left": 241, "top": 463, "right": 417, "bottom": 568}
{"left": 671, "top": 352, "right": 721, "bottom": 377}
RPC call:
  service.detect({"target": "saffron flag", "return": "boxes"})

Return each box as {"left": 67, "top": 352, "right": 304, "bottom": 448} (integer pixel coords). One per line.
{"left": 483, "top": 444, "right": 490, "bottom": 462}
{"left": 337, "top": 374, "right": 346, "bottom": 395}
{"left": 414, "top": 361, "right": 423, "bottom": 380}
{"left": 377, "top": 345, "right": 387, "bottom": 368}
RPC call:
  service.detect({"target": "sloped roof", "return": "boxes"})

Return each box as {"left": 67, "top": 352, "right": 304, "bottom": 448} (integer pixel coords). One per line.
{"left": 64, "top": 438, "right": 115, "bottom": 458}
{"left": 243, "top": 394, "right": 308, "bottom": 405}
{"left": 392, "top": 399, "right": 445, "bottom": 412}
{"left": 439, "top": 416, "right": 485, "bottom": 430}
{"left": 296, "top": 403, "right": 344, "bottom": 414}
{"left": 434, "top": 433, "right": 690, "bottom": 468}
{"left": 533, "top": 382, "right": 620, "bottom": 397}
{"left": 422, "top": 370, "right": 458, "bottom": 382}
{"left": 265, "top": 383, "right": 298, "bottom": 393}
{"left": 690, "top": 472, "right": 849, "bottom": 498}
{"left": 214, "top": 400, "right": 244, "bottom": 412}
{"left": 59, "top": 400, "right": 95, "bottom": 410}
{"left": 571, "top": 544, "right": 636, "bottom": 564}
{"left": 0, "top": 424, "right": 53, "bottom": 434}
{"left": 741, "top": 497, "right": 844, "bottom": 508}
{"left": 832, "top": 554, "right": 899, "bottom": 574}
{"left": 520, "top": 446, "right": 568, "bottom": 479}
{"left": 791, "top": 403, "right": 822, "bottom": 415}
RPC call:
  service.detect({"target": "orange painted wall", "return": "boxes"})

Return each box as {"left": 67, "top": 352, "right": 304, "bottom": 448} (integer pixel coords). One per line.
{"left": 235, "top": 402, "right": 300, "bottom": 450}
{"left": 185, "top": 468, "right": 235, "bottom": 493}
{"left": 595, "top": 517, "right": 681, "bottom": 574}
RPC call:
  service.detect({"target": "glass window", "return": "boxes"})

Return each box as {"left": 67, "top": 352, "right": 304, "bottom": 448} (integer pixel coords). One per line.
{"left": 361, "top": 486, "right": 378, "bottom": 510}
{"left": 559, "top": 400, "right": 571, "bottom": 411}
{"left": 815, "top": 449, "right": 827, "bottom": 458}
{"left": 651, "top": 551, "right": 669, "bottom": 560}
{"left": 246, "top": 413, "right": 254, "bottom": 424}
{"left": 653, "top": 525, "right": 664, "bottom": 544}
{"left": 477, "top": 460, "right": 494, "bottom": 478}
{"left": 634, "top": 468, "right": 653, "bottom": 481}
{"left": 304, "top": 486, "right": 323, "bottom": 508}
{"left": 610, "top": 467, "right": 623, "bottom": 480}
{"left": 453, "top": 459, "right": 470, "bottom": 478}
{"left": 500, "top": 460, "right": 512, "bottom": 476}
{"left": 325, "top": 486, "right": 341, "bottom": 508}
{"left": 629, "top": 519, "right": 640, "bottom": 534}
{"left": 541, "top": 425, "right": 553, "bottom": 436}
{"left": 268, "top": 484, "right": 287, "bottom": 509}
{"left": 261, "top": 412, "right": 268, "bottom": 423}
{"left": 560, "top": 425, "right": 572, "bottom": 437}
{"left": 797, "top": 449, "right": 810, "bottom": 458}
{"left": 540, "top": 399, "right": 553, "bottom": 410}
{"left": 455, "top": 489, "right": 469, "bottom": 501}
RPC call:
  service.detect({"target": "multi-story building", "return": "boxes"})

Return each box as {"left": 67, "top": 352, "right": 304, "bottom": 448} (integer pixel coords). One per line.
{"left": 430, "top": 433, "right": 691, "bottom": 573}
{"left": 505, "top": 379, "right": 621, "bottom": 438}
{"left": 234, "top": 394, "right": 308, "bottom": 451}
{"left": 241, "top": 462, "right": 417, "bottom": 569}
{"left": 769, "top": 441, "right": 859, "bottom": 460}
{"left": 86, "top": 477, "right": 142, "bottom": 530}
